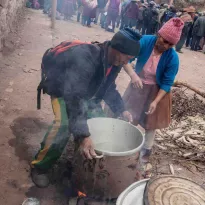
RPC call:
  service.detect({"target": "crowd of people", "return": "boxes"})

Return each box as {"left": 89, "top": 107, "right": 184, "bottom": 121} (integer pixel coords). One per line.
{"left": 27, "top": 0, "right": 205, "bottom": 53}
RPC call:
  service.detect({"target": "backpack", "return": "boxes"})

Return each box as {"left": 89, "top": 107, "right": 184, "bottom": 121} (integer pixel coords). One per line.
{"left": 164, "top": 11, "right": 176, "bottom": 22}
{"left": 37, "top": 40, "right": 90, "bottom": 109}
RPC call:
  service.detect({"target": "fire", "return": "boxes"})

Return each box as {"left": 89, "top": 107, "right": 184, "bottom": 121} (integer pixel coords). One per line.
{"left": 78, "top": 191, "right": 86, "bottom": 197}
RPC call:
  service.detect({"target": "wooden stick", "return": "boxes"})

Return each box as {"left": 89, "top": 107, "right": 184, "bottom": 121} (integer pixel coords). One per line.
{"left": 169, "top": 164, "right": 175, "bottom": 175}
{"left": 51, "top": 0, "right": 57, "bottom": 29}
{"left": 173, "top": 80, "right": 205, "bottom": 98}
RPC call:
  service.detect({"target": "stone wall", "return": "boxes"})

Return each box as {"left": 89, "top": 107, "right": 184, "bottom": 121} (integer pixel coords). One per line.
{"left": 0, "top": 0, "right": 25, "bottom": 50}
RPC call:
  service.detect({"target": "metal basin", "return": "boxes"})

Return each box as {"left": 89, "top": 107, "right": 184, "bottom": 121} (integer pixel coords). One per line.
{"left": 72, "top": 118, "right": 144, "bottom": 199}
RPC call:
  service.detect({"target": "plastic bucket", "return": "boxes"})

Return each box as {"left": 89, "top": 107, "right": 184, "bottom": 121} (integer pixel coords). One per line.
{"left": 72, "top": 118, "right": 144, "bottom": 198}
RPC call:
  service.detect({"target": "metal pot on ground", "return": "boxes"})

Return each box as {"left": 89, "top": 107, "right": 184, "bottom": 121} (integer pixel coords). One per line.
{"left": 72, "top": 118, "right": 144, "bottom": 199}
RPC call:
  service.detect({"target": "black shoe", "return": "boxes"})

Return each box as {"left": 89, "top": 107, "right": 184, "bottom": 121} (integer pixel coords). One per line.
{"left": 31, "top": 168, "right": 50, "bottom": 188}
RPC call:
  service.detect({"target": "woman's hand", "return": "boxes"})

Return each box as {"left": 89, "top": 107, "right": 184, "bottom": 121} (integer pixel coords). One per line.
{"left": 146, "top": 101, "right": 157, "bottom": 115}
{"left": 131, "top": 72, "right": 143, "bottom": 89}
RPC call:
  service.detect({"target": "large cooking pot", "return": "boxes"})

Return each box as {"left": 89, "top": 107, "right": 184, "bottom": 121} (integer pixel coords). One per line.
{"left": 117, "top": 176, "right": 205, "bottom": 205}
{"left": 72, "top": 118, "right": 144, "bottom": 199}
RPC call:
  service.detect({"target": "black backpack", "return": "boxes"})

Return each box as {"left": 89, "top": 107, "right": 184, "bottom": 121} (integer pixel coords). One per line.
{"left": 37, "top": 40, "right": 90, "bottom": 109}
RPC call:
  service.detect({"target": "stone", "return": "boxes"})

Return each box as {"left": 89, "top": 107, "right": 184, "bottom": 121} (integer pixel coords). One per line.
{"left": 0, "top": 0, "right": 9, "bottom": 8}
{"left": 0, "top": 104, "right": 5, "bottom": 109}
{"left": 23, "top": 67, "right": 33, "bottom": 73}
{"left": 5, "top": 87, "right": 13, "bottom": 92}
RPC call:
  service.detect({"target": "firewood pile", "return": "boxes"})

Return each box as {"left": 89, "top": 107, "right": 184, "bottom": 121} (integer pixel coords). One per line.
{"left": 155, "top": 88, "right": 205, "bottom": 164}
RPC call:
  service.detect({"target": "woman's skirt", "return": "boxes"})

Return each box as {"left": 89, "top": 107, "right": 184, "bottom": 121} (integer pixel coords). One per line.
{"left": 123, "top": 83, "right": 172, "bottom": 130}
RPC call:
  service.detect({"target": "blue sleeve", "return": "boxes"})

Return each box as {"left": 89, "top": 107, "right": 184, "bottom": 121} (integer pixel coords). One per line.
{"left": 160, "top": 53, "right": 179, "bottom": 92}
{"left": 139, "top": 35, "right": 146, "bottom": 52}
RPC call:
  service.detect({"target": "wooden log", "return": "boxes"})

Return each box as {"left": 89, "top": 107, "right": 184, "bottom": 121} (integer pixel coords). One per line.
{"left": 173, "top": 81, "right": 205, "bottom": 98}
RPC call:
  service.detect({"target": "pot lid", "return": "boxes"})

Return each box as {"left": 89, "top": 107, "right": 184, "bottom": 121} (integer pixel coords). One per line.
{"left": 117, "top": 179, "right": 149, "bottom": 205}
{"left": 144, "top": 175, "right": 205, "bottom": 205}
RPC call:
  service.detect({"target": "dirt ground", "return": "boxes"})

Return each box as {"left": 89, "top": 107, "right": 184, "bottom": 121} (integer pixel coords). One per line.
{"left": 0, "top": 8, "right": 205, "bottom": 205}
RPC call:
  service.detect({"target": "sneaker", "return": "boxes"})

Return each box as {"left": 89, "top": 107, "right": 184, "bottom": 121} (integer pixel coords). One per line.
{"left": 176, "top": 50, "right": 183, "bottom": 53}
{"left": 31, "top": 168, "right": 50, "bottom": 188}
{"left": 140, "top": 148, "right": 152, "bottom": 163}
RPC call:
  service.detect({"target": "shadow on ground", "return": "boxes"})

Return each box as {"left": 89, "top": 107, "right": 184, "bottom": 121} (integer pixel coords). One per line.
{"left": 9, "top": 114, "right": 77, "bottom": 204}
{"left": 9, "top": 115, "right": 48, "bottom": 161}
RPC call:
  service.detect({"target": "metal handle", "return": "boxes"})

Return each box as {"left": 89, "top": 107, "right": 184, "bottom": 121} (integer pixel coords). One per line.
{"left": 95, "top": 154, "right": 104, "bottom": 159}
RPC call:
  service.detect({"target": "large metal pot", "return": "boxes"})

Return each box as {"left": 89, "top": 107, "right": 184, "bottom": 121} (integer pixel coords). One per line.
{"left": 72, "top": 118, "right": 144, "bottom": 199}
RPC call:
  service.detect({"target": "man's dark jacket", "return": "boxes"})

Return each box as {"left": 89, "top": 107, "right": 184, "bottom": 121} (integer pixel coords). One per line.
{"left": 40, "top": 41, "right": 125, "bottom": 140}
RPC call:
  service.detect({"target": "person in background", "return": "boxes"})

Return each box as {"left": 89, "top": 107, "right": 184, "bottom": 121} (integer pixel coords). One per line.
{"left": 43, "top": 0, "right": 52, "bottom": 14}
{"left": 31, "top": 28, "right": 141, "bottom": 188}
{"left": 77, "top": 0, "right": 83, "bottom": 22}
{"left": 123, "top": 0, "right": 139, "bottom": 28}
{"left": 95, "top": 0, "right": 108, "bottom": 24}
{"left": 119, "top": 0, "right": 130, "bottom": 29}
{"left": 199, "top": 34, "right": 205, "bottom": 52}
{"left": 62, "top": 0, "right": 75, "bottom": 20}
{"left": 90, "top": 4, "right": 97, "bottom": 22}
{"left": 186, "top": 9, "right": 198, "bottom": 47}
{"left": 158, "top": 3, "right": 168, "bottom": 29}
{"left": 38, "top": 0, "right": 44, "bottom": 8}
{"left": 123, "top": 18, "right": 184, "bottom": 162}
{"left": 100, "top": 11, "right": 107, "bottom": 28}
{"left": 148, "top": 3, "right": 159, "bottom": 34}
{"left": 137, "top": 3, "right": 146, "bottom": 33}
{"left": 116, "top": 0, "right": 125, "bottom": 28}
{"left": 142, "top": 1, "right": 157, "bottom": 35}
{"left": 161, "top": 5, "right": 177, "bottom": 24}
{"left": 105, "top": 0, "right": 120, "bottom": 32}
{"left": 175, "top": 7, "right": 195, "bottom": 53}
{"left": 82, "top": 0, "right": 96, "bottom": 27}
{"left": 191, "top": 13, "right": 205, "bottom": 51}
{"left": 33, "top": 0, "right": 41, "bottom": 9}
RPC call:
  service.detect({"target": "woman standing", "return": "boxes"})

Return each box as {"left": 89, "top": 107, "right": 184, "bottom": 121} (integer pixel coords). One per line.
{"left": 62, "top": 0, "right": 76, "bottom": 20}
{"left": 105, "top": 0, "right": 120, "bottom": 32}
{"left": 124, "top": 18, "right": 184, "bottom": 162}
{"left": 82, "top": 0, "right": 97, "bottom": 27}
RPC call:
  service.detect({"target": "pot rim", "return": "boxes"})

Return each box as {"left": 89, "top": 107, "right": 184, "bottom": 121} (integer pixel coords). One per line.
{"left": 88, "top": 118, "right": 145, "bottom": 157}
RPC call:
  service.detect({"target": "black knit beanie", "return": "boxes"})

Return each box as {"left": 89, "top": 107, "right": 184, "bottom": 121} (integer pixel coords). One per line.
{"left": 110, "top": 28, "right": 141, "bottom": 56}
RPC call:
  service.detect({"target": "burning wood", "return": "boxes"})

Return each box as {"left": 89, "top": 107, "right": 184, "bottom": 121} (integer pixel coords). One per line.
{"left": 78, "top": 191, "right": 86, "bottom": 198}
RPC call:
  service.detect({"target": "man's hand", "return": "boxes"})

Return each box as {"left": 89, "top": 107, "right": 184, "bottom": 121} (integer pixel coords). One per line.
{"left": 80, "top": 137, "right": 97, "bottom": 160}
{"left": 131, "top": 72, "right": 143, "bottom": 89}
{"left": 146, "top": 101, "right": 157, "bottom": 115}
{"left": 122, "top": 111, "right": 133, "bottom": 122}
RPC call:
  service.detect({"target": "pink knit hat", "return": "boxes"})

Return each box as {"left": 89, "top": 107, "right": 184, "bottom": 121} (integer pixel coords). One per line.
{"left": 158, "top": 18, "right": 184, "bottom": 45}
